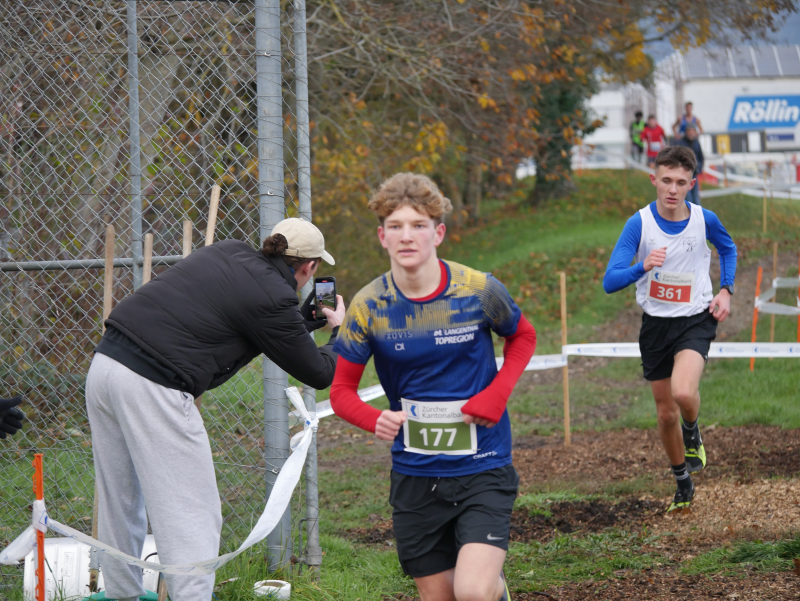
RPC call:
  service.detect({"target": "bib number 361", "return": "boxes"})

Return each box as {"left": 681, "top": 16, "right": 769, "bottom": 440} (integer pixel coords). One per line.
{"left": 647, "top": 270, "right": 694, "bottom": 305}
{"left": 401, "top": 398, "right": 477, "bottom": 456}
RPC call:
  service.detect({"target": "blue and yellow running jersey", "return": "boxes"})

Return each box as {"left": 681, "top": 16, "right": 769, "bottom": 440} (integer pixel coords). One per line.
{"left": 334, "top": 260, "right": 521, "bottom": 477}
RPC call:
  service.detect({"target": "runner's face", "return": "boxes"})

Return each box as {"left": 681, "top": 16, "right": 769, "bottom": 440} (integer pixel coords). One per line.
{"left": 378, "top": 205, "right": 445, "bottom": 271}
{"left": 650, "top": 165, "right": 695, "bottom": 211}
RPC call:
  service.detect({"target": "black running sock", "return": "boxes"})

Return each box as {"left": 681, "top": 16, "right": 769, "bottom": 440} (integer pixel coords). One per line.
{"left": 682, "top": 418, "right": 698, "bottom": 431}
{"left": 672, "top": 463, "right": 692, "bottom": 489}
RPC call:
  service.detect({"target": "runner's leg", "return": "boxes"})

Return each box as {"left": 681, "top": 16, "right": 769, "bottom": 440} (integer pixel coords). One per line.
{"left": 672, "top": 349, "right": 707, "bottom": 472}
{"left": 415, "top": 569, "right": 456, "bottom": 601}
{"left": 671, "top": 349, "right": 704, "bottom": 422}
{"left": 453, "top": 543, "right": 507, "bottom": 601}
{"left": 651, "top": 378, "right": 685, "bottom": 466}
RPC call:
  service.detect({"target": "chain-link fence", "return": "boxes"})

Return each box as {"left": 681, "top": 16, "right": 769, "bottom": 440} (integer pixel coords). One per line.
{"left": 1, "top": 0, "right": 318, "bottom": 587}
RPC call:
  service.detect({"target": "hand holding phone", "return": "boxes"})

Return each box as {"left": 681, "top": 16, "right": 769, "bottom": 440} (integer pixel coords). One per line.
{"left": 314, "top": 277, "right": 346, "bottom": 328}
{"left": 314, "top": 277, "right": 337, "bottom": 318}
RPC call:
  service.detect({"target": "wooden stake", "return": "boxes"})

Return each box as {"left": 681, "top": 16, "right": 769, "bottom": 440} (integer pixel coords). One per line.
{"left": 182, "top": 219, "right": 193, "bottom": 257}
{"left": 205, "top": 184, "right": 221, "bottom": 246}
{"left": 158, "top": 577, "right": 168, "bottom": 601}
{"left": 770, "top": 242, "right": 777, "bottom": 353}
{"left": 142, "top": 233, "right": 154, "bottom": 285}
{"left": 560, "top": 271, "right": 571, "bottom": 447}
{"left": 622, "top": 160, "right": 628, "bottom": 201}
{"left": 723, "top": 157, "right": 728, "bottom": 188}
{"left": 102, "top": 224, "right": 115, "bottom": 330}
{"left": 33, "top": 453, "right": 45, "bottom": 601}
{"left": 750, "top": 266, "right": 763, "bottom": 372}
{"left": 93, "top": 225, "right": 115, "bottom": 591}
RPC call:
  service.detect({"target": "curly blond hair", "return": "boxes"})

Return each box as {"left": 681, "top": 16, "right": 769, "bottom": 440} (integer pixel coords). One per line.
{"left": 368, "top": 173, "right": 453, "bottom": 224}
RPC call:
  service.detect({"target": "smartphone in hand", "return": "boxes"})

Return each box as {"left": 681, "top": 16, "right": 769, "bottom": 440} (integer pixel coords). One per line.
{"left": 314, "top": 277, "right": 337, "bottom": 320}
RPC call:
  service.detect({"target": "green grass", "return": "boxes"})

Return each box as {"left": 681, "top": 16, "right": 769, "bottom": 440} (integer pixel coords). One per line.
{"left": 683, "top": 534, "right": 800, "bottom": 575}
{"left": 506, "top": 530, "right": 664, "bottom": 590}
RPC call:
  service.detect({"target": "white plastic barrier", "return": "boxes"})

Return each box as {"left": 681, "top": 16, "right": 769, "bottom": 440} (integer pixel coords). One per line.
{"left": 755, "top": 276, "right": 800, "bottom": 317}
{"left": 21, "top": 535, "right": 160, "bottom": 600}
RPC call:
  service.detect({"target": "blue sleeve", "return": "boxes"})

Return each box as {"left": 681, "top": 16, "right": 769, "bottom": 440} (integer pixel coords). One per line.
{"left": 703, "top": 209, "right": 737, "bottom": 287}
{"left": 480, "top": 274, "right": 522, "bottom": 337}
{"left": 332, "top": 293, "right": 373, "bottom": 365}
{"left": 603, "top": 213, "right": 646, "bottom": 294}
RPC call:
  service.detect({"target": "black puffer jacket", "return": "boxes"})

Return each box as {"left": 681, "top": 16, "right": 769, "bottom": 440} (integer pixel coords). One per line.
{"left": 98, "top": 239, "right": 337, "bottom": 397}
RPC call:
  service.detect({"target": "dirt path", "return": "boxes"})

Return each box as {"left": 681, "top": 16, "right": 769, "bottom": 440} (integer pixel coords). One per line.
{"left": 523, "top": 571, "right": 800, "bottom": 601}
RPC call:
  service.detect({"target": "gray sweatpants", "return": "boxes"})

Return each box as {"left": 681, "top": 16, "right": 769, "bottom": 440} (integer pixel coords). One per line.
{"left": 86, "top": 353, "right": 222, "bottom": 601}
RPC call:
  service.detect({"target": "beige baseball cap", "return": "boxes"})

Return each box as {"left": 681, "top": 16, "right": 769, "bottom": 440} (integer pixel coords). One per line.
{"left": 271, "top": 217, "right": 335, "bottom": 265}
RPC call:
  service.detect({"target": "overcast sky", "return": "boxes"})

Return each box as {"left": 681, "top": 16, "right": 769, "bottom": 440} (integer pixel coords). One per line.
{"left": 645, "top": 9, "right": 800, "bottom": 62}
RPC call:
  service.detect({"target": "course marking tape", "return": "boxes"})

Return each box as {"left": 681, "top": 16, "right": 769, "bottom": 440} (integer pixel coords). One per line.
{"left": 299, "top": 354, "right": 569, "bottom": 421}
{"left": 305, "top": 343, "right": 800, "bottom": 421}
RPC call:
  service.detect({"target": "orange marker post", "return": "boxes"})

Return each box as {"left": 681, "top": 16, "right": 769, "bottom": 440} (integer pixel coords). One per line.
{"left": 32, "top": 453, "right": 45, "bottom": 601}
{"left": 750, "top": 266, "right": 763, "bottom": 372}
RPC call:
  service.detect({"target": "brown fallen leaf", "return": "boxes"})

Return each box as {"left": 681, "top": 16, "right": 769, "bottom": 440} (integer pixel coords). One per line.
{"left": 792, "top": 557, "right": 800, "bottom": 577}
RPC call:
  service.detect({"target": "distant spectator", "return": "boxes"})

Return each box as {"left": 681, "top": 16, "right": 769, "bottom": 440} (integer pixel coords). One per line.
{"left": 675, "top": 124, "right": 704, "bottom": 205}
{"left": 642, "top": 115, "right": 667, "bottom": 169}
{"left": 630, "top": 110, "right": 646, "bottom": 164}
{"left": 673, "top": 101, "right": 704, "bottom": 138}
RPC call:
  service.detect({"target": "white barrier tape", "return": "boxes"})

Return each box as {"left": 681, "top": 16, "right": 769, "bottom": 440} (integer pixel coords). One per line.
{"left": 755, "top": 300, "right": 800, "bottom": 316}
{"left": 704, "top": 166, "right": 764, "bottom": 185}
{"left": 300, "top": 354, "right": 569, "bottom": 421}
{"left": 774, "top": 277, "right": 800, "bottom": 289}
{"left": 562, "top": 342, "right": 800, "bottom": 358}
{"left": 756, "top": 288, "right": 777, "bottom": 304}
{"left": 709, "top": 343, "right": 800, "bottom": 357}
{"left": 0, "top": 526, "right": 37, "bottom": 565}
{"left": 0, "top": 387, "right": 316, "bottom": 575}
{"left": 562, "top": 343, "right": 641, "bottom": 357}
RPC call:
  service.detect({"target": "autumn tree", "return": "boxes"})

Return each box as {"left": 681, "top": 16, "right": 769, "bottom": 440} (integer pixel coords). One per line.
{"left": 305, "top": 0, "right": 796, "bottom": 213}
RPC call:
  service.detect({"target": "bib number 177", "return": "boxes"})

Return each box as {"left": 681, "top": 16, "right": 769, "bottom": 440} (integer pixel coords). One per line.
{"left": 418, "top": 427, "right": 459, "bottom": 448}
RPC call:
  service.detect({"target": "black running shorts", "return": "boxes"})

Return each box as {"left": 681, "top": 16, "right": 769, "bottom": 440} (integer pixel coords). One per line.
{"left": 389, "top": 464, "right": 519, "bottom": 578}
{"left": 639, "top": 310, "right": 717, "bottom": 381}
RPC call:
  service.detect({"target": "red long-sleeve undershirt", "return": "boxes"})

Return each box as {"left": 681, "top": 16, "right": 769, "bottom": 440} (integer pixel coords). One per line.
{"left": 329, "top": 312, "right": 537, "bottom": 433}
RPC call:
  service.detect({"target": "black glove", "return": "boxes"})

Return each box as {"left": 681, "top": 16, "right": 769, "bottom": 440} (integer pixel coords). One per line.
{"left": 300, "top": 291, "right": 328, "bottom": 333}
{"left": 0, "top": 396, "right": 25, "bottom": 439}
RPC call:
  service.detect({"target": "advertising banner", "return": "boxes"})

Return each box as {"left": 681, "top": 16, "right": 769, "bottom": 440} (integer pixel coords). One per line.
{"left": 728, "top": 95, "right": 800, "bottom": 131}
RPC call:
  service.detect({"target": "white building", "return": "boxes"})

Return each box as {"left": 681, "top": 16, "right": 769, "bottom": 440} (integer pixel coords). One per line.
{"left": 658, "top": 45, "right": 800, "bottom": 152}
{"left": 581, "top": 45, "right": 800, "bottom": 161}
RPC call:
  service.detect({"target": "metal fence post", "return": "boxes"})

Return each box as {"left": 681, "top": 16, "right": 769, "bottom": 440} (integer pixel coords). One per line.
{"left": 292, "top": 0, "right": 322, "bottom": 573}
{"left": 127, "top": 0, "right": 143, "bottom": 291}
{"left": 255, "top": 0, "right": 292, "bottom": 572}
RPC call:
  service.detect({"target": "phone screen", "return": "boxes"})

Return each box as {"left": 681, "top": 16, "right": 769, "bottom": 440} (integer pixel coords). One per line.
{"left": 314, "top": 277, "right": 337, "bottom": 318}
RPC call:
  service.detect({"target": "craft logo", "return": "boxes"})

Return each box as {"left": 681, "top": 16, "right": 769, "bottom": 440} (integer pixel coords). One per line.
{"left": 683, "top": 237, "right": 697, "bottom": 253}
{"left": 728, "top": 96, "right": 800, "bottom": 131}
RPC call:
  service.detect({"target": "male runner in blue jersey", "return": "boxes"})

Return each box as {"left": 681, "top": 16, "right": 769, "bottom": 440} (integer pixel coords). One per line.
{"left": 330, "top": 173, "right": 537, "bottom": 601}
{"left": 604, "top": 145, "right": 737, "bottom": 512}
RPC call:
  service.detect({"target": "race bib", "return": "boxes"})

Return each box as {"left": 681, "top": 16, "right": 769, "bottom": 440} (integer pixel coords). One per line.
{"left": 648, "top": 270, "right": 694, "bottom": 304}
{"left": 649, "top": 141, "right": 662, "bottom": 152}
{"left": 401, "top": 398, "right": 477, "bottom": 456}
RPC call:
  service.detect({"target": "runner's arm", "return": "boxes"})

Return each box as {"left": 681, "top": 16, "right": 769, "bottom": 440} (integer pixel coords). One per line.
{"left": 703, "top": 209, "right": 737, "bottom": 287}
{"left": 603, "top": 213, "right": 645, "bottom": 294}
{"left": 461, "top": 315, "right": 537, "bottom": 424}
{"left": 330, "top": 357, "right": 382, "bottom": 433}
